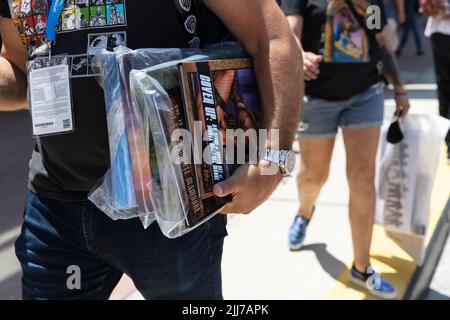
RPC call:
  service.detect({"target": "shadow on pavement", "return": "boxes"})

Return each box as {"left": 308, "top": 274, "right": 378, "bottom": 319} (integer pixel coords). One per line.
{"left": 0, "top": 271, "right": 22, "bottom": 300}
{"left": 426, "top": 289, "right": 450, "bottom": 300}
{"left": 301, "top": 243, "right": 348, "bottom": 281}
{"left": 300, "top": 244, "right": 413, "bottom": 300}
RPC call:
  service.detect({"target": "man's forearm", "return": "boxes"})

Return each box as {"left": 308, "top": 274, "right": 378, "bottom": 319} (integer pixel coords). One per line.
{"left": 252, "top": 32, "right": 303, "bottom": 150}
{"left": 0, "top": 56, "right": 27, "bottom": 111}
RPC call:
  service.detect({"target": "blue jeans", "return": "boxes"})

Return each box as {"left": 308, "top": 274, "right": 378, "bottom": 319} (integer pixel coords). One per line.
{"left": 398, "top": 1, "right": 422, "bottom": 52}
{"left": 15, "top": 191, "right": 227, "bottom": 300}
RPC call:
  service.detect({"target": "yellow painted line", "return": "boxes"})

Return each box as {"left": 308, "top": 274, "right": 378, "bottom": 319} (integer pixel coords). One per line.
{"left": 326, "top": 146, "right": 450, "bottom": 300}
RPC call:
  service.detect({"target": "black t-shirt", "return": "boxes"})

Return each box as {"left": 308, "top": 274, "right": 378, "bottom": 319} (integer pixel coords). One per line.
{"left": 0, "top": 0, "right": 230, "bottom": 200}
{"left": 281, "top": 0, "right": 386, "bottom": 100}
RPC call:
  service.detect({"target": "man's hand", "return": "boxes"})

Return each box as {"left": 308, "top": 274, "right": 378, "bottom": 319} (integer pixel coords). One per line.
{"left": 213, "top": 161, "right": 283, "bottom": 214}
{"left": 205, "top": 0, "right": 303, "bottom": 214}
{"left": 303, "top": 52, "right": 322, "bottom": 81}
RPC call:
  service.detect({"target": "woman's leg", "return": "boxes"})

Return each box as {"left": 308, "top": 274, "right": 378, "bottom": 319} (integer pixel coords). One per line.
{"left": 342, "top": 126, "right": 380, "bottom": 272}
{"left": 296, "top": 137, "right": 335, "bottom": 219}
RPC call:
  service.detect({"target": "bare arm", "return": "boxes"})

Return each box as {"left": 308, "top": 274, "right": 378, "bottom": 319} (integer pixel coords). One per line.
{"left": 286, "top": 14, "right": 303, "bottom": 47}
{"left": 0, "top": 17, "right": 28, "bottom": 111}
{"left": 285, "top": 13, "right": 322, "bottom": 81}
{"left": 395, "top": 0, "right": 405, "bottom": 24}
{"left": 204, "top": 0, "right": 304, "bottom": 214}
{"left": 205, "top": 0, "right": 302, "bottom": 150}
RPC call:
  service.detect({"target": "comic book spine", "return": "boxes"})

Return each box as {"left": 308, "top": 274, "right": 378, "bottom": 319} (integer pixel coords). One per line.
{"left": 165, "top": 86, "right": 204, "bottom": 226}
{"left": 195, "top": 61, "right": 227, "bottom": 187}
{"left": 123, "top": 83, "right": 154, "bottom": 214}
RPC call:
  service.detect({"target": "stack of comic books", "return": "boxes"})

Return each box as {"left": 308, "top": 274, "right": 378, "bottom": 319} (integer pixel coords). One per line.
{"left": 92, "top": 47, "right": 262, "bottom": 236}
{"left": 177, "top": 58, "right": 262, "bottom": 226}
{"left": 130, "top": 56, "right": 262, "bottom": 230}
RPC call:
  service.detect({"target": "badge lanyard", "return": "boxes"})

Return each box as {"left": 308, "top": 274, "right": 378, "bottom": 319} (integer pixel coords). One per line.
{"left": 45, "top": 0, "right": 65, "bottom": 43}
{"left": 27, "top": 0, "right": 75, "bottom": 137}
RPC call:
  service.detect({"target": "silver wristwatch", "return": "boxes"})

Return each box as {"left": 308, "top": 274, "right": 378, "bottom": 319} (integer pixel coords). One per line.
{"left": 260, "top": 149, "right": 296, "bottom": 176}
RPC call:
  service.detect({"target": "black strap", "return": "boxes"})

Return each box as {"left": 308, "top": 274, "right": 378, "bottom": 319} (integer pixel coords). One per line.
{"left": 344, "top": 0, "right": 384, "bottom": 71}
{"left": 344, "top": 0, "right": 375, "bottom": 38}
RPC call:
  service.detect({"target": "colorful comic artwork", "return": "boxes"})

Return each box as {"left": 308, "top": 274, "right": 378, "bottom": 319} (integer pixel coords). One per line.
{"left": 7, "top": 0, "right": 126, "bottom": 55}
{"left": 8, "top": 0, "right": 47, "bottom": 54}
{"left": 58, "top": 0, "right": 126, "bottom": 32}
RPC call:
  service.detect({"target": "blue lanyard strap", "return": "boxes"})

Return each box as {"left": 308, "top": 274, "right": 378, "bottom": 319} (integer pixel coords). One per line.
{"left": 45, "top": 0, "right": 65, "bottom": 42}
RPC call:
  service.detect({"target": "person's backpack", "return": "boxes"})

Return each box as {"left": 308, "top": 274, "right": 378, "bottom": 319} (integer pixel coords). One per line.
{"left": 420, "top": 0, "right": 450, "bottom": 17}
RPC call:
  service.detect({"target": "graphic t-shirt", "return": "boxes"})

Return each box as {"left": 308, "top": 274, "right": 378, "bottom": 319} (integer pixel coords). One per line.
{"left": 281, "top": 0, "right": 386, "bottom": 100}
{"left": 0, "top": 0, "right": 230, "bottom": 200}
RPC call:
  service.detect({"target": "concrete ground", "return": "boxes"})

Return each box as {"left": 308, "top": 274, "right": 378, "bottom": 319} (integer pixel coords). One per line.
{"left": 0, "top": 111, "right": 33, "bottom": 300}
{"left": 427, "top": 237, "right": 450, "bottom": 300}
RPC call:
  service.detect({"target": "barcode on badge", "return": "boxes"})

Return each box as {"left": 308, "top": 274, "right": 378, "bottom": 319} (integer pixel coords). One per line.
{"left": 35, "top": 122, "right": 54, "bottom": 128}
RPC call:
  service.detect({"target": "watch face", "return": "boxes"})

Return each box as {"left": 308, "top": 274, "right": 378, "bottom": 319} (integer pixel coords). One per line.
{"left": 285, "top": 151, "right": 296, "bottom": 174}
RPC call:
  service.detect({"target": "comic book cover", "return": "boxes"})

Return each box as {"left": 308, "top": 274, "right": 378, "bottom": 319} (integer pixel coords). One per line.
{"left": 139, "top": 59, "right": 227, "bottom": 228}
{"left": 179, "top": 58, "right": 263, "bottom": 226}
{"left": 118, "top": 53, "right": 156, "bottom": 214}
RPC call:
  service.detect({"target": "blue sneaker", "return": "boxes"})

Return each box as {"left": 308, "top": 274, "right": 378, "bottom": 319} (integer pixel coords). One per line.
{"left": 288, "top": 215, "right": 310, "bottom": 251}
{"left": 349, "top": 265, "right": 398, "bottom": 300}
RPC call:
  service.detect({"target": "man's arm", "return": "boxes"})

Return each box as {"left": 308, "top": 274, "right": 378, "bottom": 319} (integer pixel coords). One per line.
{"left": 204, "top": 0, "right": 303, "bottom": 214}
{"left": 0, "top": 17, "right": 28, "bottom": 111}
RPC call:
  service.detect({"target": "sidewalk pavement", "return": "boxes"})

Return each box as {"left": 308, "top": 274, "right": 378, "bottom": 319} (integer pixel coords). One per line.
{"left": 0, "top": 111, "right": 33, "bottom": 300}
{"left": 427, "top": 236, "right": 450, "bottom": 299}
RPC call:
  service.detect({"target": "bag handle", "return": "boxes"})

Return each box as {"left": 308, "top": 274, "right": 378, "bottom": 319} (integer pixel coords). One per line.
{"left": 344, "top": 0, "right": 386, "bottom": 74}
{"left": 344, "top": 0, "right": 374, "bottom": 36}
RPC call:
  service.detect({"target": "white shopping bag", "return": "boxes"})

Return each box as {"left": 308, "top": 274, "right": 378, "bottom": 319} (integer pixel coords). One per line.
{"left": 377, "top": 123, "right": 420, "bottom": 235}
{"left": 376, "top": 114, "right": 450, "bottom": 262}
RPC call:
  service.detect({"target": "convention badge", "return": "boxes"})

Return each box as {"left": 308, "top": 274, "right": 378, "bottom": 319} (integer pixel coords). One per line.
{"left": 27, "top": 55, "right": 75, "bottom": 137}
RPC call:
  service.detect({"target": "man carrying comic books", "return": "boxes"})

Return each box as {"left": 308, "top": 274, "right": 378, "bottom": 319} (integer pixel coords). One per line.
{"left": 0, "top": 0, "right": 302, "bottom": 299}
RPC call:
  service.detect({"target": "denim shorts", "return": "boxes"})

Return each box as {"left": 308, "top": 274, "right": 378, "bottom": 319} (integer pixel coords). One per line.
{"left": 297, "top": 82, "right": 385, "bottom": 138}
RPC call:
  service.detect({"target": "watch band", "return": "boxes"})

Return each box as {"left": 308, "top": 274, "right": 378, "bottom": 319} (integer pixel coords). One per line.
{"left": 260, "top": 149, "right": 295, "bottom": 176}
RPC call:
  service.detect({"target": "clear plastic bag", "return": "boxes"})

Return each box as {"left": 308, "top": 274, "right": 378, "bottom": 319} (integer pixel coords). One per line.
{"left": 89, "top": 45, "right": 246, "bottom": 237}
